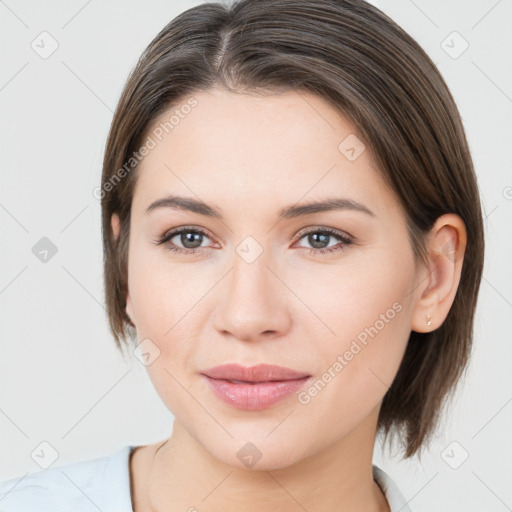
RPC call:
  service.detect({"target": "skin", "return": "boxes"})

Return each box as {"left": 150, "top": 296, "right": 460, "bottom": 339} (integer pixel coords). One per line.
{"left": 111, "top": 87, "right": 466, "bottom": 512}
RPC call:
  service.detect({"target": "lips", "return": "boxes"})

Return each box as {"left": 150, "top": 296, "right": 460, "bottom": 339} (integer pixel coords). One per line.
{"left": 201, "top": 363, "right": 310, "bottom": 383}
{"left": 201, "top": 363, "right": 312, "bottom": 411}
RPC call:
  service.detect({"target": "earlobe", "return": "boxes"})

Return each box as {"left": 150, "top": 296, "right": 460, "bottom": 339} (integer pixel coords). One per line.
{"left": 411, "top": 214, "right": 467, "bottom": 333}
{"left": 111, "top": 213, "right": 121, "bottom": 241}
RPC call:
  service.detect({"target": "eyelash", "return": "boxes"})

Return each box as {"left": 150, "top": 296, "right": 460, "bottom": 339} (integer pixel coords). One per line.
{"left": 153, "top": 226, "right": 354, "bottom": 256}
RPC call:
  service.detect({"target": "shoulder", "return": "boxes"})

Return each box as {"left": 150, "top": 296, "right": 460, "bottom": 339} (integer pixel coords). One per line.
{"left": 0, "top": 445, "right": 135, "bottom": 512}
{"left": 373, "top": 464, "right": 413, "bottom": 512}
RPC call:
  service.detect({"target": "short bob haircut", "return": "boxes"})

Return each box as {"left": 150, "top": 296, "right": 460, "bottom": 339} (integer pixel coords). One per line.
{"left": 100, "top": 0, "right": 485, "bottom": 459}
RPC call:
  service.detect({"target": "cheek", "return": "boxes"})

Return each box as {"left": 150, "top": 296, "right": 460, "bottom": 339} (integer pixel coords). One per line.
{"left": 294, "top": 302, "right": 412, "bottom": 439}
{"left": 292, "top": 243, "right": 414, "bottom": 342}
{"left": 293, "top": 245, "right": 415, "bottom": 396}
{"left": 128, "top": 245, "right": 209, "bottom": 416}
{"left": 127, "top": 242, "right": 210, "bottom": 339}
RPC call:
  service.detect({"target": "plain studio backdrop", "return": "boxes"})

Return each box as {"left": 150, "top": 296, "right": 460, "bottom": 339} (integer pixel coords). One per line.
{"left": 0, "top": 1, "right": 511, "bottom": 510}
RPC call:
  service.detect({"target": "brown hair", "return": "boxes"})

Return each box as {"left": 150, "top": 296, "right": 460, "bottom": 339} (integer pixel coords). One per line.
{"left": 100, "top": 0, "right": 485, "bottom": 459}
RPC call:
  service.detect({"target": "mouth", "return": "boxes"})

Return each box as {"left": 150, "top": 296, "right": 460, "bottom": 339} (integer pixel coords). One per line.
{"left": 200, "top": 364, "right": 312, "bottom": 411}
{"left": 201, "top": 363, "right": 311, "bottom": 383}
{"left": 225, "top": 379, "right": 288, "bottom": 384}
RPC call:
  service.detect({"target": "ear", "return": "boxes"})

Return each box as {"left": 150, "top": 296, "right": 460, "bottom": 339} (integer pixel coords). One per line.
{"left": 111, "top": 213, "right": 121, "bottom": 241}
{"left": 411, "top": 213, "right": 467, "bottom": 333}
{"left": 110, "top": 213, "right": 136, "bottom": 327}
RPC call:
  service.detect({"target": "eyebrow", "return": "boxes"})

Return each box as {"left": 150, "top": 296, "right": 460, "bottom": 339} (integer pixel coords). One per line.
{"left": 145, "top": 195, "right": 376, "bottom": 219}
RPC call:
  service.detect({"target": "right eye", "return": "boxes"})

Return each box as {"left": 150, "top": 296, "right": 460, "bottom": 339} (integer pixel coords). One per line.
{"left": 154, "top": 226, "right": 215, "bottom": 255}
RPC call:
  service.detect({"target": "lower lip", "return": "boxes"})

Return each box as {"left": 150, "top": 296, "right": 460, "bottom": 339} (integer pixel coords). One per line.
{"left": 203, "top": 375, "right": 311, "bottom": 411}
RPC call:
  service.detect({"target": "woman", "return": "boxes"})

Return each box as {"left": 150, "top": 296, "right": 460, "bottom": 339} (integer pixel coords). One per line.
{"left": 0, "top": 0, "right": 484, "bottom": 510}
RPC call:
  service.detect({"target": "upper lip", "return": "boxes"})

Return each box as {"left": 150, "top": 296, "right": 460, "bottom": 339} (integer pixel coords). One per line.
{"left": 201, "top": 363, "right": 310, "bottom": 382}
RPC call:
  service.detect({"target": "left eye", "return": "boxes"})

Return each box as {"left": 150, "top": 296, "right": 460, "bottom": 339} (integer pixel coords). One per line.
{"left": 154, "top": 227, "right": 353, "bottom": 256}
{"left": 293, "top": 228, "right": 354, "bottom": 255}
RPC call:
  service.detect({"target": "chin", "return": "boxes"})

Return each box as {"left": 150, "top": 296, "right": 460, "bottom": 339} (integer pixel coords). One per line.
{"left": 200, "top": 432, "right": 310, "bottom": 472}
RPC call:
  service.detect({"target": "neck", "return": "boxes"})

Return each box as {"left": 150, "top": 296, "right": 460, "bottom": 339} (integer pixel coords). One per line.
{"left": 134, "top": 405, "right": 389, "bottom": 512}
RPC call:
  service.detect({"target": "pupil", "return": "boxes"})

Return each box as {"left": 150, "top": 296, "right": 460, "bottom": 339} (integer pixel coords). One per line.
{"left": 310, "top": 232, "right": 328, "bottom": 249}
{"left": 182, "top": 232, "right": 202, "bottom": 249}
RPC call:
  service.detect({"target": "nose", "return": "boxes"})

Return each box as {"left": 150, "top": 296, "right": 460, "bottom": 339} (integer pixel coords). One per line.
{"left": 212, "top": 249, "right": 292, "bottom": 343}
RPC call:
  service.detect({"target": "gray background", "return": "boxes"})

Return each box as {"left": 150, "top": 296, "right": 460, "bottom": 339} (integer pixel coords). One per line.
{"left": 1, "top": 0, "right": 511, "bottom": 510}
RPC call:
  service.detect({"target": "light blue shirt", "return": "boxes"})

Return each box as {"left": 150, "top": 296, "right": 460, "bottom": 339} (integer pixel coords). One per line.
{"left": 0, "top": 445, "right": 412, "bottom": 511}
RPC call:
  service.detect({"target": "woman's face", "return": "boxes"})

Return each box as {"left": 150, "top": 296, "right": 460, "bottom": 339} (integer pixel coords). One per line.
{"left": 116, "top": 87, "right": 425, "bottom": 469}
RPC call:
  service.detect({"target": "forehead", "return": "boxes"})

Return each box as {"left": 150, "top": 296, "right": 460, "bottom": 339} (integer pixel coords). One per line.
{"left": 132, "top": 88, "right": 395, "bottom": 218}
